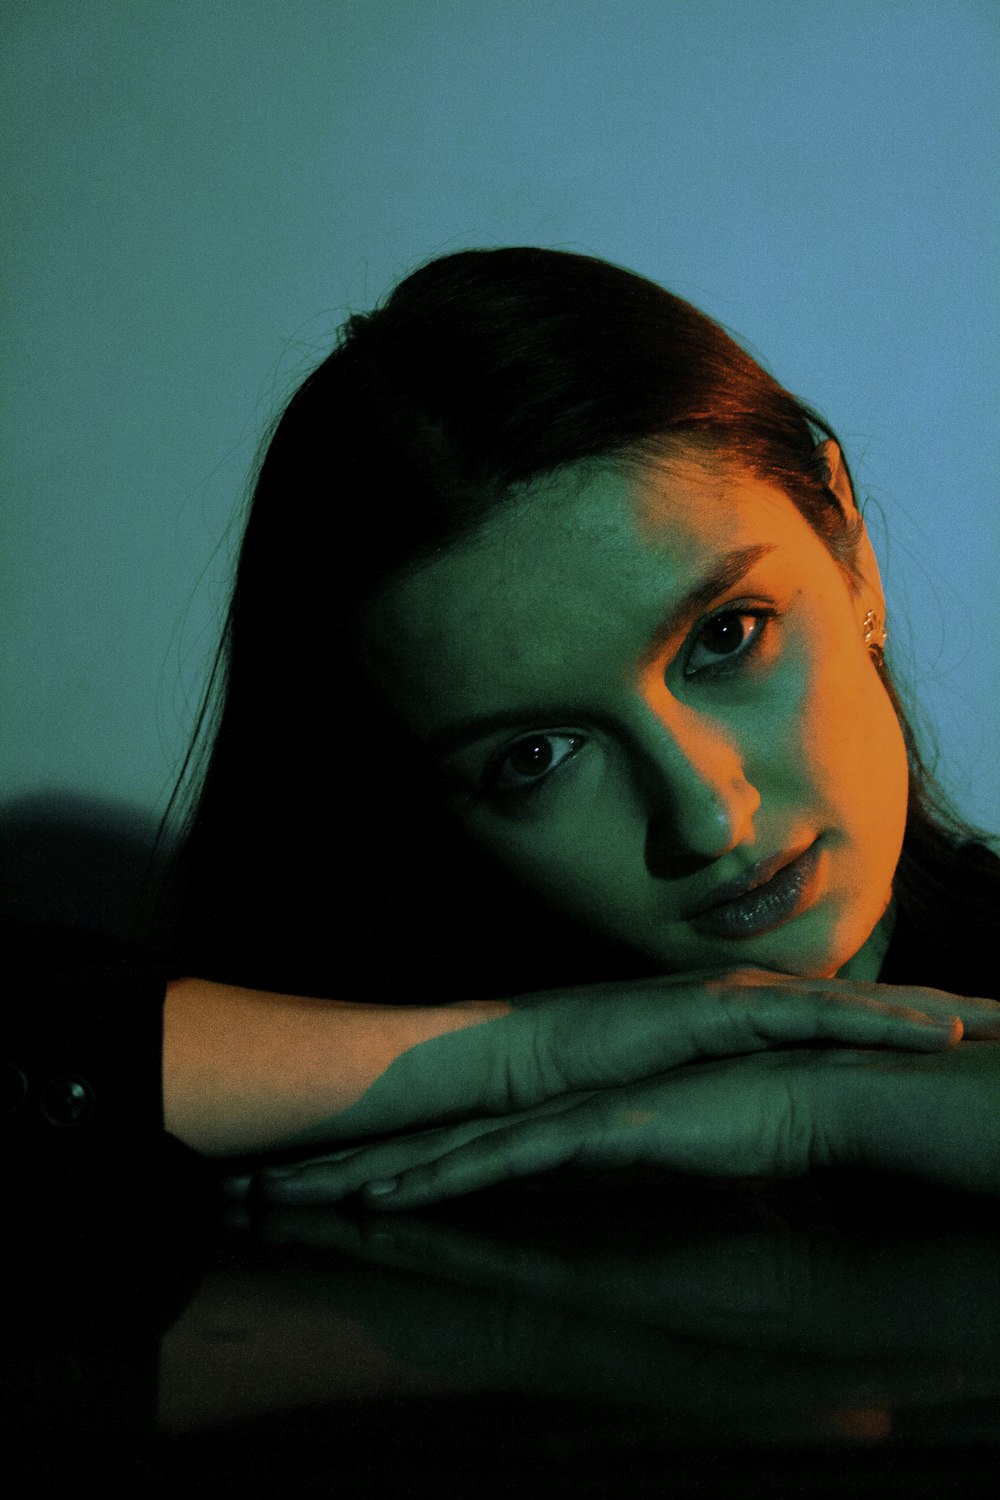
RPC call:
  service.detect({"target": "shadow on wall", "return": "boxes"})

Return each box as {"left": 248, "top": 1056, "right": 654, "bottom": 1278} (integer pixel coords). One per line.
{"left": 0, "top": 792, "right": 173, "bottom": 947}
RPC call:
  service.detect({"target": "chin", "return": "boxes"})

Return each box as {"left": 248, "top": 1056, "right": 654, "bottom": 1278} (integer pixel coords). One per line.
{"left": 716, "top": 908, "right": 864, "bottom": 981}
{"left": 646, "top": 928, "right": 839, "bottom": 981}
{"left": 771, "top": 907, "right": 889, "bottom": 981}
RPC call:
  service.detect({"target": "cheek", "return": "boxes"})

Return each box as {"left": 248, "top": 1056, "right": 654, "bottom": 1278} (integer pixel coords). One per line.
{"left": 790, "top": 641, "right": 909, "bottom": 855}
{"left": 846, "top": 672, "right": 910, "bottom": 855}
{"left": 467, "top": 767, "right": 647, "bottom": 927}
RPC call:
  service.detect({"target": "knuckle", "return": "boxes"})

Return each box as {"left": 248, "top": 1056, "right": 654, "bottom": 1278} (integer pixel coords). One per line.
{"left": 548, "top": 1000, "right": 613, "bottom": 1094}
{"left": 505, "top": 1012, "right": 554, "bottom": 1109}
{"left": 792, "top": 1049, "right": 852, "bottom": 1168}
{"left": 775, "top": 1069, "right": 827, "bottom": 1172}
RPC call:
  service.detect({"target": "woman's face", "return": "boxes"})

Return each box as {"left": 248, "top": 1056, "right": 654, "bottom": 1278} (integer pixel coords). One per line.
{"left": 359, "top": 452, "right": 909, "bottom": 979}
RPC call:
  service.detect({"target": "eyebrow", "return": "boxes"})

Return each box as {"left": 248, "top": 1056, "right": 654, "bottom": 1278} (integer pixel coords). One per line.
{"left": 635, "top": 542, "right": 777, "bottom": 671}
{"left": 424, "top": 542, "right": 777, "bottom": 758}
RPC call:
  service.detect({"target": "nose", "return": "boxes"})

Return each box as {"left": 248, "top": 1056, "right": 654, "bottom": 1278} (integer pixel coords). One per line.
{"left": 631, "top": 695, "right": 761, "bottom": 878}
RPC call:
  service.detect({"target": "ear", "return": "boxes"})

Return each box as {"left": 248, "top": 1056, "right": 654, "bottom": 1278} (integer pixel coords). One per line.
{"left": 816, "top": 438, "right": 885, "bottom": 608}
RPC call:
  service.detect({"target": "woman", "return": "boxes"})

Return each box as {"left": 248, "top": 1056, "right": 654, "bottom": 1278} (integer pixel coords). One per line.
{"left": 156, "top": 247, "right": 1000, "bottom": 1209}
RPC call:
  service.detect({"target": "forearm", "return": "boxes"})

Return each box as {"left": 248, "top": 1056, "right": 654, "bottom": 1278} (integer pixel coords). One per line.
{"left": 163, "top": 977, "right": 509, "bottom": 1157}
{"left": 164, "top": 969, "right": 998, "bottom": 1165}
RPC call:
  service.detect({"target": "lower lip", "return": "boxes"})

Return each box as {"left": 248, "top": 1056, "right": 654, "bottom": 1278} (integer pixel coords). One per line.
{"left": 689, "top": 841, "right": 822, "bottom": 941}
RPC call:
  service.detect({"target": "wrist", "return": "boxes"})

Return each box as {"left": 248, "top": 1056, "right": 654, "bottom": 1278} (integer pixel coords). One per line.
{"left": 163, "top": 980, "right": 511, "bottom": 1156}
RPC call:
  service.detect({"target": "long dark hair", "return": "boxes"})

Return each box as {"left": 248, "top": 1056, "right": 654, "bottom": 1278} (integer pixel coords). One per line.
{"left": 167, "top": 248, "right": 996, "bottom": 998}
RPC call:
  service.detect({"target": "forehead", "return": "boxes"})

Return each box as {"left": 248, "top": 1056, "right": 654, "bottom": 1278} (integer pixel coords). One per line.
{"left": 359, "top": 459, "right": 823, "bottom": 721}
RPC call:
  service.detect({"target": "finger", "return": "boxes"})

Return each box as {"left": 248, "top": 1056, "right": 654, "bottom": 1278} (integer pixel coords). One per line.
{"left": 739, "top": 975, "right": 1000, "bottom": 1035}
{"left": 936, "top": 996, "right": 1000, "bottom": 1040}
{"left": 362, "top": 1110, "right": 594, "bottom": 1211}
{"left": 546, "top": 977, "right": 965, "bottom": 1097}
{"left": 704, "top": 981, "right": 967, "bottom": 1053}
{"left": 252, "top": 1092, "right": 591, "bottom": 1205}
{"left": 254, "top": 1113, "right": 523, "bottom": 1204}
{"left": 819, "top": 1040, "right": 1000, "bottom": 1193}
{"left": 865, "top": 985, "right": 1000, "bottom": 1038}
{"left": 220, "top": 1143, "right": 369, "bottom": 1201}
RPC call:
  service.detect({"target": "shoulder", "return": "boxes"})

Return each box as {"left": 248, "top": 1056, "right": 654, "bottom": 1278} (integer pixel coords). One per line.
{"left": 882, "top": 833, "right": 1000, "bottom": 998}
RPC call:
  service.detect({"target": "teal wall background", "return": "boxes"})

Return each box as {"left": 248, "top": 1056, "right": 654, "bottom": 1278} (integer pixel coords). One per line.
{"left": 2, "top": 1, "right": 998, "bottom": 853}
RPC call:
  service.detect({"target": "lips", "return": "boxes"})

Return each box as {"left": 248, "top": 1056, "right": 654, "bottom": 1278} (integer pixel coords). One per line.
{"left": 683, "top": 842, "right": 814, "bottom": 918}
{"left": 683, "top": 839, "right": 821, "bottom": 941}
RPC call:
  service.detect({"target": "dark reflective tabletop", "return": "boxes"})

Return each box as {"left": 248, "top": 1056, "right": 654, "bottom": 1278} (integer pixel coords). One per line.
{"left": 5, "top": 1172, "right": 1000, "bottom": 1495}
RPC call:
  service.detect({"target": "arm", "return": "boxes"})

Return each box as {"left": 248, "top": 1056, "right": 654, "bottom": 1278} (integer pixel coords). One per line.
{"left": 242, "top": 980, "right": 1000, "bottom": 1203}
{"left": 165, "top": 969, "right": 992, "bottom": 1161}
{"left": 162, "top": 977, "right": 507, "bottom": 1156}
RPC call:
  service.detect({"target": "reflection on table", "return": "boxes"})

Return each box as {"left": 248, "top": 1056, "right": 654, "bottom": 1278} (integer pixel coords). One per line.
{"left": 7, "top": 1172, "right": 1000, "bottom": 1491}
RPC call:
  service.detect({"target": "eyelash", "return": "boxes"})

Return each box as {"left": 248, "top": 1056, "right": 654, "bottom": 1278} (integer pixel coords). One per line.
{"left": 682, "top": 606, "right": 775, "bottom": 678}
{"left": 485, "top": 732, "right": 585, "bottom": 799}
{"left": 481, "top": 606, "right": 777, "bottom": 800}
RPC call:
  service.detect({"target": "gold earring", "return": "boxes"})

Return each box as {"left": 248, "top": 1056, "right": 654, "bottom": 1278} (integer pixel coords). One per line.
{"left": 862, "top": 608, "right": 887, "bottom": 663}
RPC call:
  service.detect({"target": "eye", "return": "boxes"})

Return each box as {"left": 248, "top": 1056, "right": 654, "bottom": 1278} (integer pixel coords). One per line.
{"left": 490, "top": 732, "right": 584, "bottom": 793}
{"left": 684, "top": 610, "right": 771, "bottom": 677}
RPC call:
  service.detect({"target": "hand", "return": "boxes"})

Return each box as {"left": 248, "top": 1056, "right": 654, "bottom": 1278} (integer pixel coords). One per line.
{"left": 238, "top": 982, "right": 1000, "bottom": 1203}
{"left": 172, "top": 965, "right": 977, "bottom": 1155}
{"left": 501, "top": 968, "right": 987, "bottom": 1104}
{"left": 197, "top": 966, "right": 983, "bottom": 1156}
{"left": 345, "top": 967, "right": 983, "bottom": 1136}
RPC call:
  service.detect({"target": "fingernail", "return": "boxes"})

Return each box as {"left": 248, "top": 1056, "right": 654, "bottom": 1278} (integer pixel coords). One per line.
{"left": 908, "top": 1014, "right": 957, "bottom": 1034}
{"left": 263, "top": 1164, "right": 302, "bottom": 1179}
{"left": 365, "top": 1177, "right": 400, "bottom": 1198}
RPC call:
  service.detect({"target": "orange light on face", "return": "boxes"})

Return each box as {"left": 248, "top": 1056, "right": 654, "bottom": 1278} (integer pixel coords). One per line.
{"left": 360, "top": 455, "right": 909, "bottom": 982}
